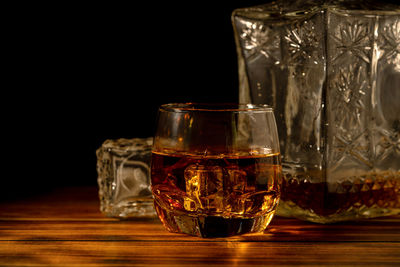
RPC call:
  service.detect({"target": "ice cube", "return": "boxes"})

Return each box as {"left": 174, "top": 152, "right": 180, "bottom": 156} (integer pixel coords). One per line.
{"left": 224, "top": 168, "right": 280, "bottom": 215}
{"left": 222, "top": 167, "right": 246, "bottom": 212}
{"left": 226, "top": 168, "right": 247, "bottom": 193}
{"left": 243, "top": 190, "right": 279, "bottom": 215}
{"left": 184, "top": 164, "right": 224, "bottom": 212}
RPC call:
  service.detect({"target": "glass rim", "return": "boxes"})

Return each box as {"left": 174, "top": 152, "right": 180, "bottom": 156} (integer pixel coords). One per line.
{"left": 159, "top": 103, "right": 273, "bottom": 113}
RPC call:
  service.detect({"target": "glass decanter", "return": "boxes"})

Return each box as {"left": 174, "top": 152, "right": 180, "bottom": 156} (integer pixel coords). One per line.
{"left": 232, "top": 0, "right": 400, "bottom": 223}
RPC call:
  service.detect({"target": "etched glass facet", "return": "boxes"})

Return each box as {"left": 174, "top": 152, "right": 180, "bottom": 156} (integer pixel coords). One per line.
{"left": 96, "top": 138, "right": 156, "bottom": 218}
{"left": 233, "top": 0, "right": 400, "bottom": 223}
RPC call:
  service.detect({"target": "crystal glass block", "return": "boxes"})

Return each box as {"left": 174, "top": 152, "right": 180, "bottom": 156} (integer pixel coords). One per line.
{"left": 96, "top": 137, "right": 156, "bottom": 218}
{"left": 232, "top": 0, "right": 400, "bottom": 223}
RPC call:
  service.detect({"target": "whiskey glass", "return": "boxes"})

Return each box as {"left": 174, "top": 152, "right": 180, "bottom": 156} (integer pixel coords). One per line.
{"left": 151, "top": 103, "right": 282, "bottom": 237}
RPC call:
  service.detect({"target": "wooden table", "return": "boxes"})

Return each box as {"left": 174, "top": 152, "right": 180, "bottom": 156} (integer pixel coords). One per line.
{"left": 1, "top": 187, "right": 399, "bottom": 266}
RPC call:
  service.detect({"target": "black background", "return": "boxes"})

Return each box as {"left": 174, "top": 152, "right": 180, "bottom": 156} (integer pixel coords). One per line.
{"left": 4, "top": 1, "right": 269, "bottom": 200}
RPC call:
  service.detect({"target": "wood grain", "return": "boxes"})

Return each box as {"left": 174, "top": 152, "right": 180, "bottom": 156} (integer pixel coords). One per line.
{"left": 0, "top": 186, "right": 399, "bottom": 266}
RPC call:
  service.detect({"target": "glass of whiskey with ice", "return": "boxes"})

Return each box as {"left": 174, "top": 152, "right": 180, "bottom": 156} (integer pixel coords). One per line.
{"left": 151, "top": 103, "right": 282, "bottom": 237}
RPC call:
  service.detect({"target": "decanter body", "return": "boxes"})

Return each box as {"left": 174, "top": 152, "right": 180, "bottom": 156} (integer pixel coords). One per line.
{"left": 232, "top": 0, "right": 400, "bottom": 223}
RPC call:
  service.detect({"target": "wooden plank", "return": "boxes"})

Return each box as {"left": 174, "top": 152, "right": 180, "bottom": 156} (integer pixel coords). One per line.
{"left": 0, "top": 217, "right": 400, "bottom": 242}
{"left": 1, "top": 241, "right": 399, "bottom": 266}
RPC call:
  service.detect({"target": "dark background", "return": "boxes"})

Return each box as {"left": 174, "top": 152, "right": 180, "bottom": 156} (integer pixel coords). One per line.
{"left": 4, "top": 1, "right": 269, "bottom": 200}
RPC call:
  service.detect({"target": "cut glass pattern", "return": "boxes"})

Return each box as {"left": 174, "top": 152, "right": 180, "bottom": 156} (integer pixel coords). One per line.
{"left": 284, "top": 20, "right": 322, "bottom": 65}
{"left": 240, "top": 20, "right": 281, "bottom": 64}
{"left": 380, "top": 19, "right": 400, "bottom": 68}
{"left": 96, "top": 138, "right": 156, "bottom": 218}
{"left": 330, "top": 19, "right": 372, "bottom": 64}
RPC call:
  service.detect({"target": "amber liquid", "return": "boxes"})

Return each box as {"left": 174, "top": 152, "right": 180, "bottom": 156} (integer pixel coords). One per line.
{"left": 151, "top": 150, "right": 282, "bottom": 237}
{"left": 280, "top": 171, "right": 400, "bottom": 218}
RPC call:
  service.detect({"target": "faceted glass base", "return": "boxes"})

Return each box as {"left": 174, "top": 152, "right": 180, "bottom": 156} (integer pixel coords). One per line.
{"left": 154, "top": 202, "right": 275, "bottom": 237}
{"left": 276, "top": 170, "right": 400, "bottom": 223}
{"left": 277, "top": 201, "right": 400, "bottom": 224}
